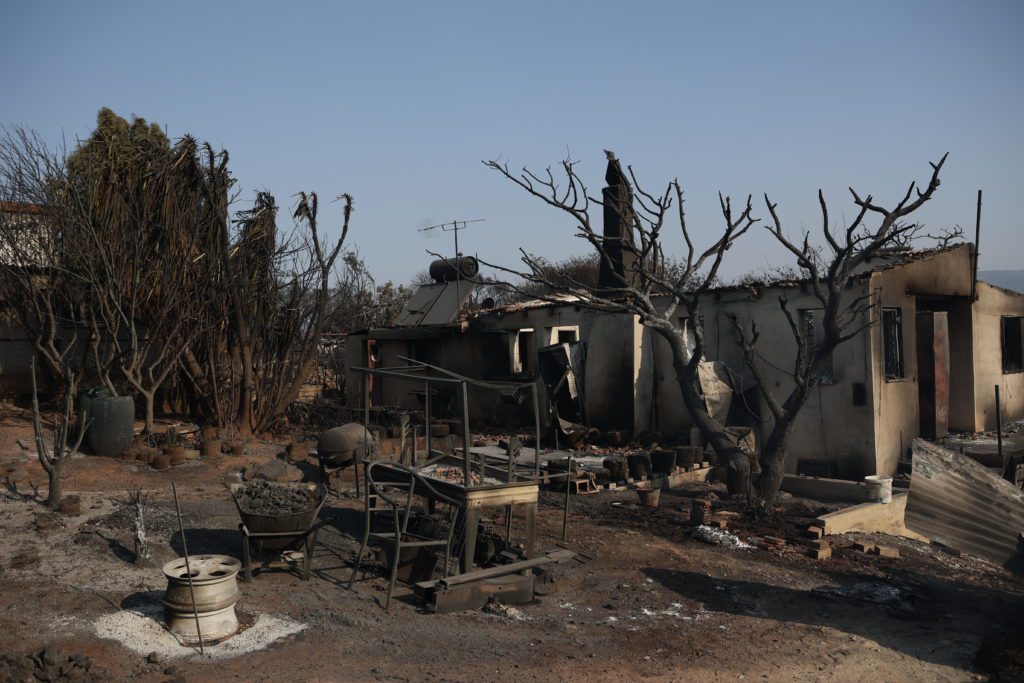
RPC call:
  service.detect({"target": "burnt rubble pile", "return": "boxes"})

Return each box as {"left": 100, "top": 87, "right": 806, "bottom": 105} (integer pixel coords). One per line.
{"left": 235, "top": 480, "right": 318, "bottom": 515}
{"left": 0, "top": 648, "right": 106, "bottom": 682}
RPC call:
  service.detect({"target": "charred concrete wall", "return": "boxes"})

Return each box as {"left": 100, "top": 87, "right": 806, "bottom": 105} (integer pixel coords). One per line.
{"left": 972, "top": 281, "right": 1024, "bottom": 431}
{"left": 636, "top": 283, "right": 877, "bottom": 478}
{"left": 867, "top": 245, "right": 974, "bottom": 476}
{"left": 344, "top": 302, "right": 637, "bottom": 432}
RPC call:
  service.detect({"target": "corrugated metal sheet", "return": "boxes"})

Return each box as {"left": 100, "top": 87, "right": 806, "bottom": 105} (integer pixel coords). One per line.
{"left": 905, "top": 438, "right": 1024, "bottom": 570}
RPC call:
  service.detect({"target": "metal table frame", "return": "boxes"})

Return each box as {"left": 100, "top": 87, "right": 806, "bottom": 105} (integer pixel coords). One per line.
{"left": 350, "top": 360, "right": 548, "bottom": 572}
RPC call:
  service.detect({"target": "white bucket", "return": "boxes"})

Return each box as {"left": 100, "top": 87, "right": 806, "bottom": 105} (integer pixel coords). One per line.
{"left": 864, "top": 475, "right": 893, "bottom": 503}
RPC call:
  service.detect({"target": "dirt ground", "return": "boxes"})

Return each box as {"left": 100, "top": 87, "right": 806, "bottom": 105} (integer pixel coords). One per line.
{"left": 1, "top": 412, "right": 1022, "bottom": 682}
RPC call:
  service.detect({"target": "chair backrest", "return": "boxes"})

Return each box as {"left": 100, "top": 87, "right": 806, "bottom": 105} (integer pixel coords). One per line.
{"left": 366, "top": 461, "right": 463, "bottom": 509}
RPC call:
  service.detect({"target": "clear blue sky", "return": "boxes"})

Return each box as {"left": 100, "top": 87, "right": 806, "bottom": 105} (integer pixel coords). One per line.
{"left": 3, "top": 1, "right": 1021, "bottom": 283}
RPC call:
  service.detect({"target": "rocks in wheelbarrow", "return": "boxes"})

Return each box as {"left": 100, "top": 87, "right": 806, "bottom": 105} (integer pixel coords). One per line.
{"left": 235, "top": 479, "right": 319, "bottom": 515}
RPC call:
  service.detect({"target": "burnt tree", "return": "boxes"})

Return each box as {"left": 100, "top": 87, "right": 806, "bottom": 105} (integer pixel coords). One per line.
{"left": 733, "top": 154, "right": 948, "bottom": 507}
{"left": 30, "top": 360, "right": 87, "bottom": 509}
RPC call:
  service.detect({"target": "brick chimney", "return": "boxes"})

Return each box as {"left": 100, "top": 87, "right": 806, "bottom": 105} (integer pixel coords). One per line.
{"left": 597, "top": 151, "right": 638, "bottom": 294}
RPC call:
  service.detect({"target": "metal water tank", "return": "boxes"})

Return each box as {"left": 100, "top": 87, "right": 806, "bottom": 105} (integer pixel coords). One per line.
{"left": 317, "top": 423, "right": 375, "bottom": 468}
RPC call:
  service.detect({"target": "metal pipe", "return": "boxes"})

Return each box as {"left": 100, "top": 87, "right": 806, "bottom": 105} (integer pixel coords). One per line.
{"left": 424, "top": 381, "right": 432, "bottom": 463}
{"left": 532, "top": 383, "right": 541, "bottom": 478}
{"left": 362, "top": 369, "right": 370, "bottom": 499}
{"left": 461, "top": 381, "right": 471, "bottom": 487}
{"left": 171, "top": 482, "right": 204, "bottom": 655}
{"left": 563, "top": 451, "right": 571, "bottom": 541}
{"left": 996, "top": 385, "right": 1004, "bottom": 470}
{"left": 972, "top": 190, "right": 982, "bottom": 301}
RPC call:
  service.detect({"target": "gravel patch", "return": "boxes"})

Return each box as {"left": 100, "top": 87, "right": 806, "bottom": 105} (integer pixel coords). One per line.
{"left": 91, "top": 599, "right": 305, "bottom": 660}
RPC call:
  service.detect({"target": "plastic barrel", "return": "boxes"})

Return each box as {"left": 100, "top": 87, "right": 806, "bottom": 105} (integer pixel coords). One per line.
{"left": 87, "top": 395, "right": 135, "bottom": 457}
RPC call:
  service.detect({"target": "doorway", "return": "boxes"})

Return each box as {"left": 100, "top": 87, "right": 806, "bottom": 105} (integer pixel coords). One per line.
{"left": 916, "top": 311, "right": 950, "bottom": 439}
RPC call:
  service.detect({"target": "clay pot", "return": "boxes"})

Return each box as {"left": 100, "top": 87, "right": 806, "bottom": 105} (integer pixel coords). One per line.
{"left": 59, "top": 496, "right": 81, "bottom": 515}
{"left": 199, "top": 426, "right": 220, "bottom": 442}
{"left": 228, "top": 442, "right": 245, "bottom": 456}
{"left": 636, "top": 487, "right": 661, "bottom": 508}
{"left": 286, "top": 441, "right": 308, "bottom": 462}
{"left": 650, "top": 449, "right": 677, "bottom": 475}
{"left": 151, "top": 455, "right": 171, "bottom": 471}
{"left": 603, "top": 456, "right": 628, "bottom": 482}
{"left": 627, "top": 453, "right": 652, "bottom": 480}
{"left": 201, "top": 439, "right": 222, "bottom": 458}
{"left": 164, "top": 445, "right": 186, "bottom": 459}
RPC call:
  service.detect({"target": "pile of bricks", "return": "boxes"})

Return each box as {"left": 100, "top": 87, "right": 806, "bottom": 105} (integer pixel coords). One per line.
{"left": 852, "top": 541, "right": 900, "bottom": 558}
{"left": 796, "top": 527, "right": 831, "bottom": 559}
{"left": 756, "top": 535, "right": 787, "bottom": 552}
{"left": 690, "top": 499, "right": 713, "bottom": 525}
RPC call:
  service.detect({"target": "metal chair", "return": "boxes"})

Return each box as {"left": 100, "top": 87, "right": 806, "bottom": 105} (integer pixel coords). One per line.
{"left": 348, "top": 461, "right": 460, "bottom": 610}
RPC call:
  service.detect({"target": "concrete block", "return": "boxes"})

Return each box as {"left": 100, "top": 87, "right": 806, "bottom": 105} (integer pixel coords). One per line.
{"left": 796, "top": 537, "right": 829, "bottom": 550}
{"left": 781, "top": 474, "right": 870, "bottom": 503}
{"left": 807, "top": 546, "right": 832, "bottom": 560}
{"left": 814, "top": 492, "right": 930, "bottom": 542}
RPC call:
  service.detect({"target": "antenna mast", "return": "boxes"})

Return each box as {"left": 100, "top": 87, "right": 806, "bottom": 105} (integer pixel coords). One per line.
{"left": 419, "top": 218, "right": 486, "bottom": 313}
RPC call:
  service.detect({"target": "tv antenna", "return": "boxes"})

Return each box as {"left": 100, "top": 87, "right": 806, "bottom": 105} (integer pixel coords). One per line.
{"left": 418, "top": 218, "right": 485, "bottom": 315}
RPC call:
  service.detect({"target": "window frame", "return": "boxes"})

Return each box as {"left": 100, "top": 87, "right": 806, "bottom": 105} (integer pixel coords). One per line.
{"left": 513, "top": 328, "right": 536, "bottom": 375}
{"left": 881, "top": 307, "right": 905, "bottom": 381}
{"left": 1002, "top": 315, "right": 1024, "bottom": 374}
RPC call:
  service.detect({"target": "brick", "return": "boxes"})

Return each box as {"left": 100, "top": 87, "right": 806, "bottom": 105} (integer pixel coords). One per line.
{"left": 807, "top": 546, "right": 832, "bottom": 560}
{"left": 873, "top": 545, "right": 900, "bottom": 558}
{"left": 796, "top": 537, "right": 830, "bottom": 550}
{"left": 852, "top": 541, "right": 876, "bottom": 553}
{"left": 803, "top": 526, "right": 824, "bottom": 539}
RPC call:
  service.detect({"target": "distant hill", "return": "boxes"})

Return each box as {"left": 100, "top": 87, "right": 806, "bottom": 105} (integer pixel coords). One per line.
{"left": 979, "top": 270, "right": 1024, "bottom": 294}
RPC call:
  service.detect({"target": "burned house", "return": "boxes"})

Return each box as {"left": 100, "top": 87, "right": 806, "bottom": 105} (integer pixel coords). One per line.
{"left": 347, "top": 150, "right": 1024, "bottom": 482}
{"left": 637, "top": 244, "right": 1024, "bottom": 479}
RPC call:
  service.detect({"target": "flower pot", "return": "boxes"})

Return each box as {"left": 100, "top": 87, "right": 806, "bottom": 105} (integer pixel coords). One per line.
{"left": 627, "top": 453, "right": 652, "bottom": 480}
{"left": 635, "top": 487, "right": 661, "bottom": 508}
{"left": 201, "top": 439, "right": 222, "bottom": 458}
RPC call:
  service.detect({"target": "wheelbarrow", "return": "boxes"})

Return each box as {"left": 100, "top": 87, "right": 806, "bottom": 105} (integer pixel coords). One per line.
{"left": 228, "top": 481, "right": 333, "bottom": 581}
